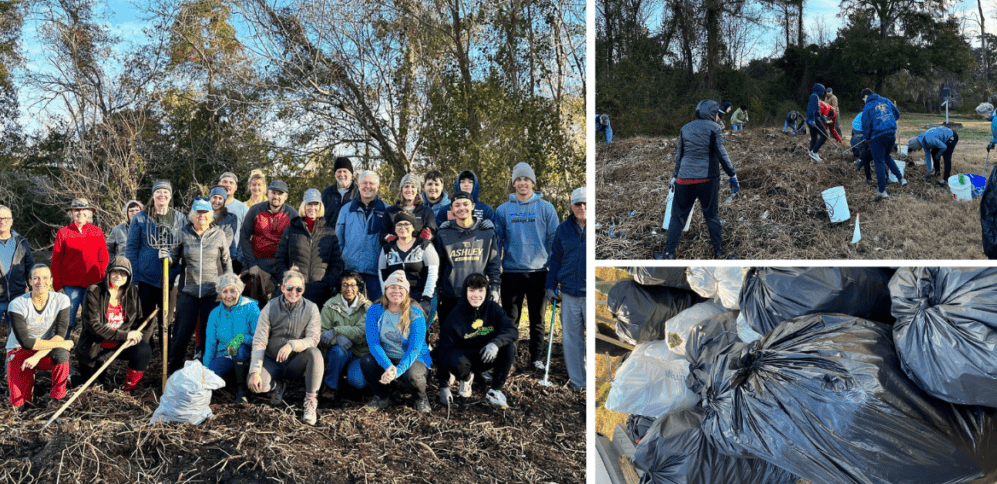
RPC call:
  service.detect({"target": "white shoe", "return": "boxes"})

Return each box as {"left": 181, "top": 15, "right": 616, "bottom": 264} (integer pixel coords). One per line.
{"left": 457, "top": 374, "right": 473, "bottom": 398}
{"left": 900, "top": 177, "right": 908, "bottom": 187}
{"left": 808, "top": 151, "right": 820, "bottom": 161}
{"left": 486, "top": 389, "right": 508, "bottom": 409}
{"left": 877, "top": 190, "right": 889, "bottom": 199}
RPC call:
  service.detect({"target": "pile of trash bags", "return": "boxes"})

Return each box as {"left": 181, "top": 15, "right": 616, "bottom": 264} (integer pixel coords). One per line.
{"left": 607, "top": 267, "right": 997, "bottom": 484}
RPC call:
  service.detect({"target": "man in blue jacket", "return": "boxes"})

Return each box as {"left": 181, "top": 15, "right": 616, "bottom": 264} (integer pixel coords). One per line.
{"left": 495, "top": 162, "right": 559, "bottom": 370}
{"left": 861, "top": 88, "right": 908, "bottom": 198}
{"left": 436, "top": 170, "right": 496, "bottom": 226}
{"left": 807, "top": 83, "right": 828, "bottom": 161}
{"left": 545, "top": 188, "right": 586, "bottom": 389}
{"left": 336, "top": 171, "right": 386, "bottom": 301}
{"left": 908, "top": 126, "right": 958, "bottom": 185}
{"left": 0, "top": 206, "right": 34, "bottom": 379}
{"left": 596, "top": 114, "right": 612, "bottom": 143}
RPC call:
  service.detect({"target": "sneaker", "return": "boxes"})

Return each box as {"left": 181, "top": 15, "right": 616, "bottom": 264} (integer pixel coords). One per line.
{"left": 365, "top": 395, "right": 390, "bottom": 411}
{"left": 924, "top": 170, "right": 934, "bottom": 179}
{"left": 937, "top": 179, "right": 947, "bottom": 187}
{"left": 302, "top": 396, "right": 318, "bottom": 425}
{"left": 485, "top": 389, "right": 508, "bottom": 409}
{"left": 480, "top": 371, "right": 493, "bottom": 386}
{"left": 865, "top": 179, "right": 873, "bottom": 185}
{"left": 877, "top": 190, "right": 889, "bottom": 199}
{"left": 663, "top": 252, "right": 675, "bottom": 260}
{"left": 900, "top": 178, "right": 908, "bottom": 187}
{"left": 415, "top": 397, "right": 432, "bottom": 414}
{"left": 270, "top": 380, "right": 286, "bottom": 405}
{"left": 532, "top": 360, "right": 546, "bottom": 371}
{"left": 808, "top": 151, "right": 819, "bottom": 161}
{"left": 458, "top": 374, "right": 474, "bottom": 398}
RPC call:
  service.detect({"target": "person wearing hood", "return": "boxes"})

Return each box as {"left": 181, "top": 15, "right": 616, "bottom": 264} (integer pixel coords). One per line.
{"left": 380, "top": 173, "right": 438, "bottom": 244}
{"left": 319, "top": 270, "right": 372, "bottom": 402}
{"left": 165, "top": 198, "right": 232, "bottom": 374}
{"left": 434, "top": 273, "right": 518, "bottom": 409}
{"left": 209, "top": 186, "right": 241, "bottom": 271}
{"left": 783, "top": 111, "right": 805, "bottom": 135}
{"left": 495, "top": 161, "right": 559, "bottom": 370}
{"left": 596, "top": 114, "right": 612, "bottom": 143}
{"left": 378, "top": 211, "right": 440, "bottom": 324}
{"left": 434, "top": 191, "right": 502, "bottom": 325}
{"left": 861, "top": 88, "right": 908, "bottom": 198}
{"left": 248, "top": 269, "right": 323, "bottom": 425}
{"left": 545, "top": 188, "right": 586, "bottom": 389}
{"left": 851, "top": 113, "right": 875, "bottom": 185}
{"left": 274, "top": 188, "right": 344, "bottom": 305}
{"left": 0, "top": 205, "right": 35, "bottom": 380}
{"left": 806, "top": 83, "right": 829, "bottom": 161}
{"left": 106, "top": 200, "right": 142, "bottom": 259}
{"left": 436, "top": 170, "right": 497, "bottom": 227}
{"left": 321, "top": 156, "right": 360, "bottom": 228}
{"left": 662, "top": 100, "right": 739, "bottom": 261}
{"left": 203, "top": 273, "right": 259, "bottom": 403}
{"left": 908, "top": 126, "right": 958, "bottom": 185}
{"left": 336, "top": 170, "right": 387, "bottom": 301}
{"left": 421, "top": 170, "right": 450, "bottom": 218}
{"left": 75, "top": 256, "right": 151, "bottom": 392}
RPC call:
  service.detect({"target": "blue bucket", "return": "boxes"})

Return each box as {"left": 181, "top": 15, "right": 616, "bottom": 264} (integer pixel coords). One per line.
{"left": 968, "top": 174, "right": 986, "bottom": 198}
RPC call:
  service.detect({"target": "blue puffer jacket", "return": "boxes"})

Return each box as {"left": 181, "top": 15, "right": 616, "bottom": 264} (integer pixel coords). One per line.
{"left": 365, "top": 303, "right": 431, "bottom": 374}
{"left": 915, "top": 127, "right": 954, "bottom": 168}
{"left": 336, "top": 197, "right": 387, "bottom": 275}
{"left": 861, "top": 93, "right": 900, "bottom": 141}
{"left": 126, "top": 209, "right": 188, "bottom": 287}
{"left": 988, "top": 109, "right": 997, "bottom": 144}
{"left": 806, "top": 83, "right": 825, "bottom": 126}
{"left": 203, "top": 295, "right": 260, "bottom": 367}
{"left": 495, "top": 191, "right": 559, "bottom": 272}
{"left": 545, "top": 213, "right": 585, "bottom": 297}
{"left": 435, "top": 170, "right": 497, "bottom": 226}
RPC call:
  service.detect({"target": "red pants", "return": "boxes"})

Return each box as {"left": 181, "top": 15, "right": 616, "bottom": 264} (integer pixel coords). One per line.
{"left": 6, "top": 348, "right": 69, "bottom": 408}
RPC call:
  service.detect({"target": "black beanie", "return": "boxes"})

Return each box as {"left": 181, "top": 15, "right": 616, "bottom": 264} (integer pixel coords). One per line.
{"left": 334, "top": 156, "right": 353, "bottom": 173}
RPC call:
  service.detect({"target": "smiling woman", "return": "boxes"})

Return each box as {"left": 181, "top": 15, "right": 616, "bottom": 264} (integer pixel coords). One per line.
{"left": 51, "top": 198, "right": 109, "bottom": 338}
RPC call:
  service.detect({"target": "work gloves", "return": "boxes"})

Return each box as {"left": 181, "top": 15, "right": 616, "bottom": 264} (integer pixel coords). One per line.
{"left": 989, "top": 142, "right": 994, "bottom": 152}
{"left": 158, "top": 248, "right": 171, "bottom": 261}
{"left": 335, "top": 335, "right": 353, "bottom": 352}
{"left": 439, "top": 387, "right": 453, "bottom": 405}
{"left": 730, "top": 176, "right": 740, "bottom": 195}
{"left": 669, "top": 177, "right": 676, "bottom": 192}
{"left": 320, "top": 328, "right": 337, "bottom": 346}
{"left": 419, "top": 228, "right": 432, "bottom": 240}
{"left": 480, "top": 343, "right": 499, "bottom": 364}
{"left": 226, "top": 334, "right": 245, "bottom": 357}
{"left": 546, "top": 288, "right": 560, "bottom": 304}
{"left": 490, "top": 291, "right": 500, "bottom": 304}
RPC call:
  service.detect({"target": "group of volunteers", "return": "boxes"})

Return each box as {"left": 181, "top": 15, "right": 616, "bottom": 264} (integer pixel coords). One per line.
{"left": 0, "top": 158, "right": 587, "bottom": 426}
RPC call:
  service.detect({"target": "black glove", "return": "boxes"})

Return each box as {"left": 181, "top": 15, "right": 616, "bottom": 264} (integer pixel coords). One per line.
{"left": 546, "top": 288, "right": 560, "bottom": 304}
{"left": 988, "top": 142, "right": 994, "bottom": 152}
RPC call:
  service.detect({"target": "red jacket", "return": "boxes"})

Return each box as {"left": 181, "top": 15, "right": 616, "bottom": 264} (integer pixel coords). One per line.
{"left": 818, "top": 101, "right": 842, "bottom": 143}
{"left": 251, "top": 209, "right": 292, "bottom": 259}
{"left": 51, "top": 223, "right": 109, "bottom": 291}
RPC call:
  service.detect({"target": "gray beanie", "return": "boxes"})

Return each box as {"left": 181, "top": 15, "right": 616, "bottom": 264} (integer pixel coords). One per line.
{"left": 383, "top": 270, "right": 410, "bottom": 293}
{"left": 216, "top": 272, "right": 245, "bottom": 298}
{"left": 907, "top": 137, "right": 921, "bottom": 153}
{"left": 152, "top": 179, "right": 173, "bottom": 195}
{"left": 511, "top": 162, "right": 536, "bottom": 185}
{"left": 400, "top": 173, "right": 421, "bottom": 189}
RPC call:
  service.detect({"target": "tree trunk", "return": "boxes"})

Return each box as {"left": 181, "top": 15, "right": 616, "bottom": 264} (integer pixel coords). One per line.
{"left": 979, "top": 0, "right": 988, "bottom": 86}
{"left": 796, "top": 0, "right": 804, "bottom": 46}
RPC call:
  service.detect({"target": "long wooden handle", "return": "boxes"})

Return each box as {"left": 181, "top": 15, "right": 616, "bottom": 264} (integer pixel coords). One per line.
{"left": 42, "top": 308, "right": 160, "bottom": 429}
{"left": 162, "top": 257, "right": 169, "bottom": 393}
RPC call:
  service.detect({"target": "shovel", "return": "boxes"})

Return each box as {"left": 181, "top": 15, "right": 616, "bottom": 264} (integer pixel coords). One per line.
{"left": 983, "top": 150, "right": 991, "bottom": 177}
{"left": 539, "top": 301, "right": 558, "bottom": 387}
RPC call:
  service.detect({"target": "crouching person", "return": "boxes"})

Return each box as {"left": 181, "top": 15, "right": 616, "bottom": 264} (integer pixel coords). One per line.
{"left": 76, "top": 257, "right": 151, "bottom": 392}
{"left": 360, "top": 270, "right": 432, "bottom": 413}
{"left": 319, "top": 270, "right": 372, "bottom": 402}
{"left": 434, "top": 273, "right": 518, "bottom": 408}
{"left": 7, "top": 264, "right": 74, "bottom": 411}
{"left": 203, "top": 273, "right": 259, "bottom": 403}
{"left": 247, "top": 270, "right": 323, "bottom": 425}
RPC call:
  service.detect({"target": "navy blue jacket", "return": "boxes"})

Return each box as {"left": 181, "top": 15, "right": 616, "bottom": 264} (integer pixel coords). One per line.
{"left": 436, "top": 170, "right": 497, "bottom": 226}
{"left": 806, "top": 83, "right": 825, "bottom": 126}
{"left": 861, "top": 93, "right": 900, "bottom": 141}
{"left": 0, "top": 231, "right": 34, "bottom": 304}
{"left": 545, "top": 213, "right": 585, "bottom": 298}
{"left": 321, "top": 181, "right": 359, "bottom": 228}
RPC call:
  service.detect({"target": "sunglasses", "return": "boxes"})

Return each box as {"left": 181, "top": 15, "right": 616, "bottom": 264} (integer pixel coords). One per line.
{"left": 283, "top": 285, "right": 304, "bottom": 294}
{"left": 70, "top": 201, "right": 89, "bottom": 208}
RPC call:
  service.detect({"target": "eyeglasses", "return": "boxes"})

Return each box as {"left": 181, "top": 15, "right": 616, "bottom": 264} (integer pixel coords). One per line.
{"left": 283, "top": 285, "right": 304, "bottom": 294}
{"left": 572, "top": 202, "right": 586, "bottom": 207}
{"left": 341, "top": 283, "right": 359, "bottom": 288}
{"left": 0, "top": 217, "right": 11, "bottom": 222}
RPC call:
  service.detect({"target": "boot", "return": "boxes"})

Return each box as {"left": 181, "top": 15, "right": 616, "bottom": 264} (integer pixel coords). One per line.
{"left": 123, "top": 369, "right": 144, "bottom": 393}
{"left": 233, "top": 361, "right": 249, "bottom": 404}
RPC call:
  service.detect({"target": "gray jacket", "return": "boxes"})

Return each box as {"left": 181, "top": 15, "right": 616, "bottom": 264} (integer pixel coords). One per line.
{"left": 169, "top": 223, "right": 232, "bottom": 298}
{"left": 106, "top": 223, "right": 129, "bottom": 259}
{"left": 673, "top": 100, "right": 736, "bottom": 180}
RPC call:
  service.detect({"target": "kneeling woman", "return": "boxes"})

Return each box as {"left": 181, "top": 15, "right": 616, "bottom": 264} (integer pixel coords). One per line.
{"left": 360, "top": 270, "right": 432, "bottom": 413}
{"left": 76, "top": 257, "right": 151, "bottom": 392}
{"left": 434, "top": 273, "right": 518, "bottom": 408}
{"left": 247, "top": 270, "right": 323, "bottom": 425}
{"left": 203, "top": 273, "right": 260, "bottom": 403}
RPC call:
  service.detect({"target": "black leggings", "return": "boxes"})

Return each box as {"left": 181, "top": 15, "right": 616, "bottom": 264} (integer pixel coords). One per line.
{"left": 501, "top": 271, "right": 549, "bottom": 362}
{"left": 434, "top": 344, "right": 516, "bottom": 390}
{"left": 810, "top": 124, "right": 828, "bottom": 153}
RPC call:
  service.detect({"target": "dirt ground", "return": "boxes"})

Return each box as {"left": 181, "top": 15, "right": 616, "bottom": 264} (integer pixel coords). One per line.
{"left": 596, "top": 127, "right": 991, "bottom": 260}
{"left": 0, "top": 324, "right": 585, "bottom": 482}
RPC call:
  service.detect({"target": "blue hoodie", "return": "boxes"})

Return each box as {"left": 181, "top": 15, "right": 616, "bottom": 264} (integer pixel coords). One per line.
{"left": 806, "top": 83, "right": 825, "bottom": 126}
{"left": 495, "top": 191, "right": 559, "bottom": 272}
{"left": 861, "top": 93, "right": 900, "bottom": 141}
{"left": 914, "top": 127, "right": 954, "bottom": 169}
{"left": 435, "top": 170, "right": 497, "bottom": 226}
{"left": 988, "top": 109, "right": 997, "bottom": 144}
{"left": 336, "top": 196, "right": 387, "bottom": 275}
{"left": 203, "top": 295, "right": 260, "bottom": 367}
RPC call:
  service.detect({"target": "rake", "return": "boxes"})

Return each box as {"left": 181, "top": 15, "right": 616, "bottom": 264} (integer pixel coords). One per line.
{"left": 147, "top": 222, "right": 181, "bottom": 392}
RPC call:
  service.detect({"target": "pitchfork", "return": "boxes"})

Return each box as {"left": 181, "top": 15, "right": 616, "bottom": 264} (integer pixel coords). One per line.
{"left": 148, "top": 222, "right": 181, "bottom": 392}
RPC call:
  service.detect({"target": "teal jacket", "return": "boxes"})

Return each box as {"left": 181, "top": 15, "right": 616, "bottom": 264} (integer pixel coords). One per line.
{"left": 203, "top": 296, "right": 260, "bottom": 367}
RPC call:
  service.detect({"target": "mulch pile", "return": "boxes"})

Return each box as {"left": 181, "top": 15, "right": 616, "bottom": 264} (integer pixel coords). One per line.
{"left": 597, "top": 129, "right": 989, "bottom": 259}
{"left": 0, "top": 333, "right": 584, "bottom": 483}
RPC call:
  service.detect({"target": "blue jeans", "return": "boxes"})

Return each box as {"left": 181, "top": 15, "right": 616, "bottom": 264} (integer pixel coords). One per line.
{"left": 207, "top": 343, "right": 252, "bottom": 377}
{"left": 323, "top": 345, "right": 367, "bottom": 389}
{"left": 62, "top": 286, "right": 87, "bottom": 338}
{"left": 0, "top": 302, "right": 6, "bottom": 377}
{"left": 870, "top": 134, "right": 904, "bottom": 193}
{"left": 598, "top": 126, "right": 613, "bottom": 143}
{"left": 733, "top": 124, "right": 743, "bottom": 131}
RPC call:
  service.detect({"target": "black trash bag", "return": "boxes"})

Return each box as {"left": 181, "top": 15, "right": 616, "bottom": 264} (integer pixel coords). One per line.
{"left": 738, "top": 267, "right": 894, "bottom": 336}
{"left": 683, "top": 311, "right": 740, "bottom": 396}
{"left": 700, "top": 313, "right": 997, "bottom": 484}
{"left": 981, "top": 163, "right": 997, "bottom": 259}
{"left": 607, "top": 280, "right": 700, "bottom": 344}
{"left": 628, "top": 267, "right": 693, "bottom": 291}
{"left": 632, "top": 408, "right": 798, "bottom": 484}
{"left": 890, "top": 267, "right": 997, "bottom": 407}
{"left": 626, "top": 414, "right": 657, "bottom": 443}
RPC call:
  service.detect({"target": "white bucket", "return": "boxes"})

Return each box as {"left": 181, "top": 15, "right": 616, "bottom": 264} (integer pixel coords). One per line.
{"left": 899, "top": 144, "right": 909, "bottom": 156}
{"left": 822, "top": 186, "right": 850, "bottom": 223}
{"left": 888, "top": 160, "right": 905, "bottom": 183}
{"left": 663, "top": 189, "right": 693, "bottom": 231}
{"left": 949, "top": 174, "right": 972, "bottom": 202}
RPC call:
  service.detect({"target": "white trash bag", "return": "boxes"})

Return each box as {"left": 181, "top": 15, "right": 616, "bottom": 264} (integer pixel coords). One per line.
{"left": 605, "top": 340, "right": 699, "bottom": 416}
{"left": 665, "top": 300, "right": 727, "bottom": 357}
{"left": 686, "top": 267, "right": 748, "bottom": 310}
{"left": 151, "top": 360, "right": 226, "bottom": 425}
